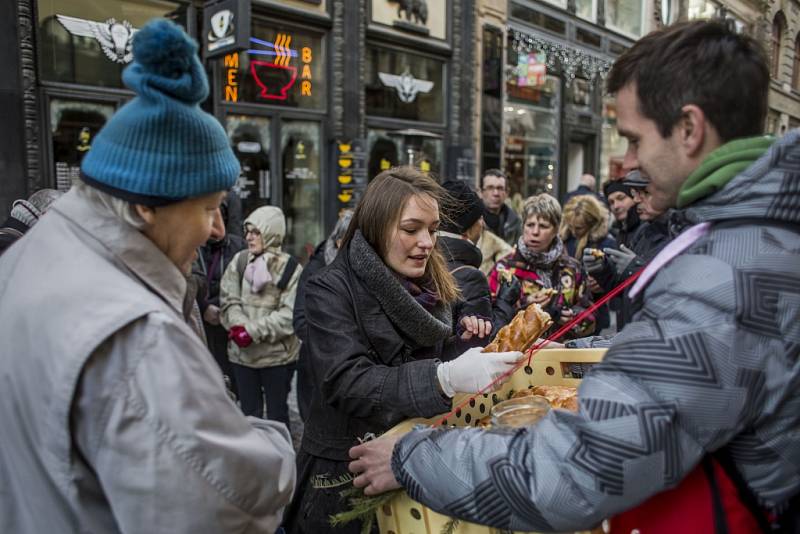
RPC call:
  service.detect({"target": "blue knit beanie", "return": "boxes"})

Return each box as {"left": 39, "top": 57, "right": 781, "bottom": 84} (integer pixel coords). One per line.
{"left": 80, "top": 19, "right": 240, "bottom": 205}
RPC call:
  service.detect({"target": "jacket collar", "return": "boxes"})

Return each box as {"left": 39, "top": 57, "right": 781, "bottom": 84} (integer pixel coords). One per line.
{"left": 347, "top": 230, "right": 451, "bottom": 347}
{"left": 438, "top": 234, "right": 482, "bottom": 269}
{"left": 52, "top": 188, "right": 187, "bottom": 317}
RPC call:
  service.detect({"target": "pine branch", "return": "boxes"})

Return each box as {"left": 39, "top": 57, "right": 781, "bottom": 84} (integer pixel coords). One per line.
{"left": 329, "top": 485, "right": 404, "bottom": 534}
{"left": 441, "top": 517, "right": 461, "bottom": 534}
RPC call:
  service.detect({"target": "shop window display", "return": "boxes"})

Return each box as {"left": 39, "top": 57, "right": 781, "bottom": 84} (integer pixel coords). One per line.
{"left": 49, "top": 98, "right": 116, "bottom": 191}
{"left": 37, "top": 0, "right": 186, "bottom": 87}
{"left": 600, "top": 98, "right": 627, "bottom": 183}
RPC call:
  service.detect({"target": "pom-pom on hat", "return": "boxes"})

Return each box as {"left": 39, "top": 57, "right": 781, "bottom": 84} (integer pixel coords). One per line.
{"left": 440, "top": 180, "right": 485, "bottom": 234}
{"left": 80, "top": 19, "right": 240, "bottom": 206}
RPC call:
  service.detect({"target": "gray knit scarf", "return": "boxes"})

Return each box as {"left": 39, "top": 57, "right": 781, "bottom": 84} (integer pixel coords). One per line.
{"left": 348, "top": 230, "right": 452, "bottom": 347}
{"left": 516, "top": 236, "right": 565, "bottom": 289}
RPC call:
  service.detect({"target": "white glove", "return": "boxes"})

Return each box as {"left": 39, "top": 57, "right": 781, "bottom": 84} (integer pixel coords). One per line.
{"left": 436, "top": 347, "right": 524, "bottom": 398}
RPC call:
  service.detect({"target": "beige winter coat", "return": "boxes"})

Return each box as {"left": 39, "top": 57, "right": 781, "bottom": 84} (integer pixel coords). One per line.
{"left": 221, "top": 206, "right": 301, "bottom": 368}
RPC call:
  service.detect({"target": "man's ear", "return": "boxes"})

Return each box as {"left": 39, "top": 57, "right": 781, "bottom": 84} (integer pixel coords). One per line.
{"left": 134, "top": 204, "right": 157, "bottom": 225}
{"left": 677, "top": 104, "right": 713, "bottom": 158}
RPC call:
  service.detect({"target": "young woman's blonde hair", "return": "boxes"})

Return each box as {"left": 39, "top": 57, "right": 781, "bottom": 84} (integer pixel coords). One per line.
{"left": 341, "top": 166, "right": 460, "bottom": 304}
{"left": 559, "top": 194, "right": 610, "bottom": 259}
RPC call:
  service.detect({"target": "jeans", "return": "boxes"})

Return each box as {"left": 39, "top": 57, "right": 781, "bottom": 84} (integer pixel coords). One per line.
{"left": 232, "top": 362, "right": 294, "bottom": 428}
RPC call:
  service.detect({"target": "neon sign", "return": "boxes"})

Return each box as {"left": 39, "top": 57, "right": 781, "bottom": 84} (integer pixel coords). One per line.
{"left": 246, "top": 33, "right": 314, "bottom": 102}
{"left": 224, "top": 53, "right": 239, "bottom": 102}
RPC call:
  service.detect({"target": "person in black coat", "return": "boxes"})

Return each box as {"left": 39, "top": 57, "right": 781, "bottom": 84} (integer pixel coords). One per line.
{"left": 283, "top": 168, "right": 523, "bottom": 534}
{"left": 195, "top": 197, "right": 247, "bottom": 394}
{"left": 438, "top": 179, "right": 519, "bottom": 339}
{"left": 292, "top": 209, "right": 353, "bottom": 422}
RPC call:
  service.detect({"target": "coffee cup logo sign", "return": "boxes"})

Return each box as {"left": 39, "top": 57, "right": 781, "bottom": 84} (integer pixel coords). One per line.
{"left": 56, "top": 15, "right": 137, "bottom": 64}
{"left": 247, "top": 34, "right": 314, "bottom": 101}
{"left": 208, "top": 10, "right": 235, "bottom": 51}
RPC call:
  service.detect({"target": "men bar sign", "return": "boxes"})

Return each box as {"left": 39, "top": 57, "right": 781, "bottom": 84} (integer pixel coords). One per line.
{"left": 203, "top": 0, "right": 251, "bottom": 58}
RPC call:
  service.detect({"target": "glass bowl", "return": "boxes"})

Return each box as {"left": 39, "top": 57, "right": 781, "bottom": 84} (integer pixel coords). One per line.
{"left": 491, "top": 395, "right": 551, "bottom": 428}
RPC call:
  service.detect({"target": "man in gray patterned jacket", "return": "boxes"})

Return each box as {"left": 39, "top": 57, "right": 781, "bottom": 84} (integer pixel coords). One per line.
{"left": 348, "top": 21, "right": 800, "bottom": 531}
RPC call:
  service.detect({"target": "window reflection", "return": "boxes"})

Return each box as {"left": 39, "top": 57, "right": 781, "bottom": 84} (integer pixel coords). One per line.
{"left": 226, "top": 115, "right": 271, "bottom": 219}
{"left": 367, "top": 129, "right": 443, "bottom": 180}
{"left": 37, "top": 0, "right": 186, "bottom": 87}
{"left": 605, "top": 0, "right": 643, "bottom": 37}
{"left": 282, "top": 120, "right": 322, "bottom": 261}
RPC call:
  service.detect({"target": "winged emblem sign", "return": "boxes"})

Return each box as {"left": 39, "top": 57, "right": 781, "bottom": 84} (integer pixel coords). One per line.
{"left": 378, "top": 68, "right": 434, "bottom": 103}
{"left": 56, "top": 15, "right": 138, "bottom": 64}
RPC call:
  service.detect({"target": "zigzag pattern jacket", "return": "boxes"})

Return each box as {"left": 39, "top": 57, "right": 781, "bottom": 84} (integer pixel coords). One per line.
{"left": 391, "top": 129, "right": 800, "bottom": 531}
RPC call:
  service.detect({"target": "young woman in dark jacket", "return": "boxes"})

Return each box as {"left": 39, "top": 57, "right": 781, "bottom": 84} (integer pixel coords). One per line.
{"left": 284, "top": 167, "right": 523, "bottom": 534}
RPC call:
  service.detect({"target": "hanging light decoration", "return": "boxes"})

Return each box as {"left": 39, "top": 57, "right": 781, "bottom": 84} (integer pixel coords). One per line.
{"left": 508, "top": 27, "right": 614, "bottom": 88}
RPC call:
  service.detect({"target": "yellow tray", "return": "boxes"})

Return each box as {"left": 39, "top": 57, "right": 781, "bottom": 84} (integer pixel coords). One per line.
{"left": 377, "top": 348, "right": 607, "bottom": 534}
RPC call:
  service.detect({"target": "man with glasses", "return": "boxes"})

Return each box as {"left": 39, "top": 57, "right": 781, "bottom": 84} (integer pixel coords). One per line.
{"left": 479, "top": 169, "right": 521, "bottom": 246}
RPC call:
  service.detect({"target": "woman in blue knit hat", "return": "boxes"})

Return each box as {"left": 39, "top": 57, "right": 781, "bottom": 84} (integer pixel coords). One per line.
{"left": 0, "top": 19, "right": 295, "bottom": 533}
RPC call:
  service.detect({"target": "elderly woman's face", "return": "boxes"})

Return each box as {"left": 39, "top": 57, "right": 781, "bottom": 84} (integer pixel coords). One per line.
{"left": 137, "top": 191, "right": 227, "bottom": 275}
{"left": 523, "top": 215, "right": 557, "bottom": 253}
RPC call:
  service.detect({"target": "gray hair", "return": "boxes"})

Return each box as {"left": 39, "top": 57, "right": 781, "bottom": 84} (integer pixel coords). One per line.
{"left": 522, "top": 194, "right": 562, "bottom": 228}
{"left": 323, "top": 209, "right": 354, "bottom": 265}
{"left": 73, "top": 182, "right": 147, "bottom": 229}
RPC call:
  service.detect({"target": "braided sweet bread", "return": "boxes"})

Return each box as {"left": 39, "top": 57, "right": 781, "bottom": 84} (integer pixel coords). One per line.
{"left": 483, "top": 304, "right": 553, "bottom": 353}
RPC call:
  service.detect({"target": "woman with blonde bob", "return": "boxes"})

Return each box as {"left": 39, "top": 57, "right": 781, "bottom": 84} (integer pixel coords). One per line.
{"left": 559, "top": 194, "right": 617, "bottom": 330}
{"left": 285, "top": 166, "right": 523, "bottom": 534}
{"left": 559, "top": 194, "right": 616, "bottom": 260}
{"left": 488, "top": 193, "right": 595, "bottom": 339}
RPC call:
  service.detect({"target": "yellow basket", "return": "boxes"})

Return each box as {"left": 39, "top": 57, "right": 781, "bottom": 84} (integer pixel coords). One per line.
{"left": 377, "top": 348, "right": 607, "bottom": 534}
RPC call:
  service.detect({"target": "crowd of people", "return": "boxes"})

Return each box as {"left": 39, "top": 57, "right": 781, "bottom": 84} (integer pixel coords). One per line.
{"left": 0, "top": 16, "right": 797, "bottom": 534}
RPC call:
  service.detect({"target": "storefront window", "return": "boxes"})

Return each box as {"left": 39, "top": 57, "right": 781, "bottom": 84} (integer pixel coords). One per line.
{"left": 600, "top": 98, "right": 627, "bottom": 183}
{"left": 687, "top": 0, "right": 719, "bottom": 20}
{"left": 576, "top": 0, "right": 597, "bottom": 22}
{"left": 219, "top": 23, "right": 325, "bottom": 109}
{"left": 503, "top": 75, "right": 560, "bottom": 200}
{"left": 50, "top": 98, "right": 116, "bottom": 191}
{"left": 365, "top": 47, "right": 445, "bottom": 123}
{"left": 37, "top": 0, "right": 186, "bottom": 87}
{"left": 605, "top": 0, "right": 643, "bottom": 37}
{"left": 367, "top": 129, "right": 443, "bottom": 180}
{"left": 226, "top": 115, "right": 271, "bottom": 218}
{"left": 282, "top": 120, "right": 322, "bottom": 260}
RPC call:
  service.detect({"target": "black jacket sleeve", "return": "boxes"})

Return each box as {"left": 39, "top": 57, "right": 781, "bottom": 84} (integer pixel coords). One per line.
{"left": 305, "top": 270, "right": 451, "bottom": 427}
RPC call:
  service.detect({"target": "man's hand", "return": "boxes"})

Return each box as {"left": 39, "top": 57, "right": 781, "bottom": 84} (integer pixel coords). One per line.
{"left": 348, "top": 434, "right": 403, "bottom": 496}
{"left": 459, "top": 315, "right": 492, "bottom": 340}
{"left": 203, "top": 304, "right": 221, "bottom": 326}
{"left": 495, "top": 274, "right": 521, "bottom": 306}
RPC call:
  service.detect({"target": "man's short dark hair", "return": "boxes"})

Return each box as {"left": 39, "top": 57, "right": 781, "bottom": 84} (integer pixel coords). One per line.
{"left": 607, "top": 21, "right": 769, "bottom": 142}
{"left": 480, "top": 168, "right": 507, "bottom": 189}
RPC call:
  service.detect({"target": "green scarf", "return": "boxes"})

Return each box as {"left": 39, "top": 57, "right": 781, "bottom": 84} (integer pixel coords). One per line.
{"left": 677, "top": 135, "right": 775, "bottom": 208}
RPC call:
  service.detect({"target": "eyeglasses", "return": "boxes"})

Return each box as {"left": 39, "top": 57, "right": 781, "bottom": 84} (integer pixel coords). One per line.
{"left": 482, "top": 185, "right": 506, "bottom": 193}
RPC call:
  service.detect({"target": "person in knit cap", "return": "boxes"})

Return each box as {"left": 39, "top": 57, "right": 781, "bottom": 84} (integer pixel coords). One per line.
{"left": 0, "top": 188, "right": 62, "bottom": 256}
{"left": 438, "top": 179, "right": 520, "bottom": 341}
{"left": 0, "top": 19, "right": 295, "bottom": 534}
